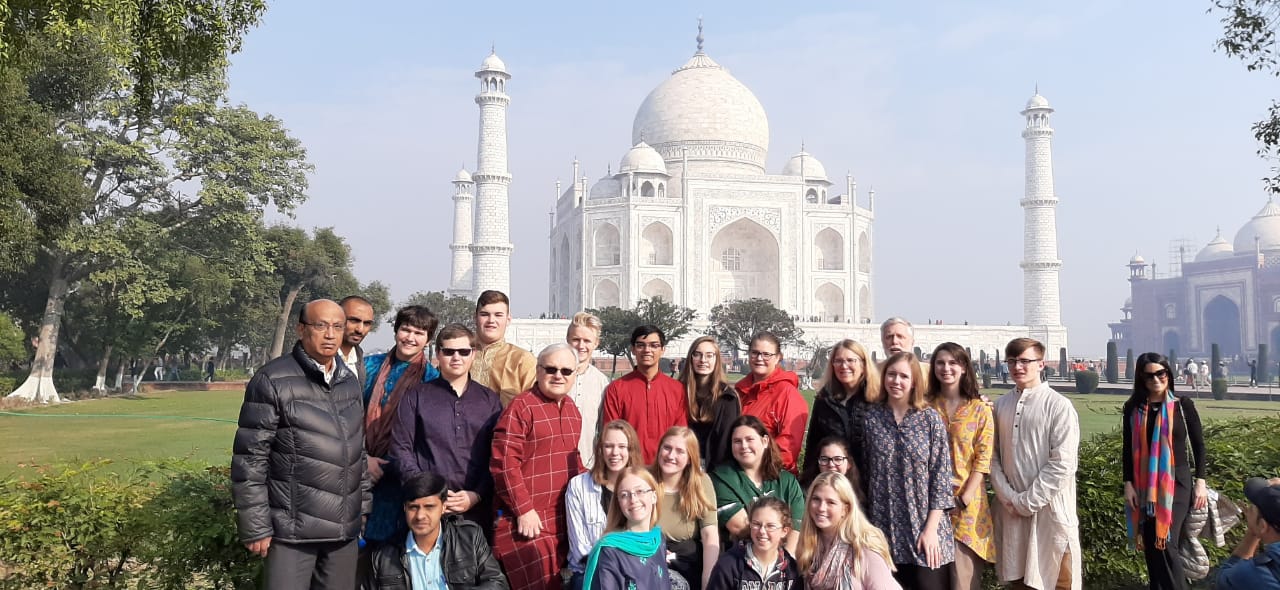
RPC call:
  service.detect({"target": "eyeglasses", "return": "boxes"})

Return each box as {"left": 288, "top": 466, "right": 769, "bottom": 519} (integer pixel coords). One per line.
{"left": 1143, "top": 369, "right": 1169, "bottom": 381}
{"left": 1005, "top": 357, "right": 1042, "bottom": 368}
{"left": 439, "top": 348, "right": 473, "bottom": 357}
{"left": 748, "top": 350, "right": 777, "bottom": 359}
{"left": 749, "top": 521, "right": 783, "bottom": 533}
{"left": 302, "top": 322, "right": 344, "bottom": 334}
{"left": 817, "top": 456, "right": 847, "bottom": 466}
{"left": 617, "top": 488, "right": 655, "bottom": 502}
{"left": 345, "top": 318, "right": 375, "bottom": 328}
{"left": 632, "top": 342, "right": 664, "bottom": 350}
{"left": 541, "top": 365, "right": 575, "bottom": 377}
{"left": 692, "top": 352, "right": 718, "bottom": 361}
{"left": 831, "top": 357, "right": 862, "bottom": 366}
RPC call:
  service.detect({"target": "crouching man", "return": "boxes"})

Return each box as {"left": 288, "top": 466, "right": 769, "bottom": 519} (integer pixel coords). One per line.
{"left": 367, "top": 471, "right": 509, "bottom": 590}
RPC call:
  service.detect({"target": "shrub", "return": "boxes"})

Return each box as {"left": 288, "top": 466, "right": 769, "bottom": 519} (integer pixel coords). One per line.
{"left": 1075, "top": 369, "right": 1099, "bottom": 393}
{"left": 1212, "top": 378, "right": 1228, "bottom": 400}
{"left": 1106, "top": 341, "right": 1119, "bottom": 384}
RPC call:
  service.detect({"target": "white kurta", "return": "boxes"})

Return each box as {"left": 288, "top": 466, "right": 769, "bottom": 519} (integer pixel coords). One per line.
{"left": 990, "top": 382, "right": 1082, "bottom": 589}
{"left": 570, "top": 363, "right": 610, "bottom": 468}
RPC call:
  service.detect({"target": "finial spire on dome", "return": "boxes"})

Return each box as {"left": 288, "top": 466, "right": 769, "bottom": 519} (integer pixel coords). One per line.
{"left": 696, "top": 16, "right": 705, "bottom": 53}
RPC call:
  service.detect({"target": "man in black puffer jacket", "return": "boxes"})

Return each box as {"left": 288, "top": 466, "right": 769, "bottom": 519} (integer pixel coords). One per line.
{"left": 367, "top": 471, "right": 508, "bottom": 590}
{"left": 232, "top": 299, "right": 372, "bottom": 590}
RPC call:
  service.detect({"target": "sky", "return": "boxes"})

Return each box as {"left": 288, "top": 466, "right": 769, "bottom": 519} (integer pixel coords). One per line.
{"left": 225, "top": 0, "right": 1277, "bottom": 355}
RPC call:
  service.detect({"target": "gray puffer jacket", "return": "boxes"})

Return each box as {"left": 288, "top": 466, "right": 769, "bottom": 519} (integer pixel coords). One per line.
{"left": 232, "top": 341, "right": 371, "bottom": 544}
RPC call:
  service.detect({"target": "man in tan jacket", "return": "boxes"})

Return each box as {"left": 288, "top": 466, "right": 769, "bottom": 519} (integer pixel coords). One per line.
{"left": 469, "top": 289, "right": 536, "bottom": 407}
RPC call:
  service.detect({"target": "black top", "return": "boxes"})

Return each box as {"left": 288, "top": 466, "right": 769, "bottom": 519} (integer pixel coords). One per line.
{"left": 1122, "top": 396, "right": 1207, "bottom": 484}
{"left": 690, "top": 383, "right": 742, "bottom": 471}
{"left": 800, "top": 385, "right": 871, "bottom": 493}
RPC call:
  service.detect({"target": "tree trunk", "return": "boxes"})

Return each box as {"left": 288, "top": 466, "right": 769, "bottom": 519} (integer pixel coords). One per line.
{"left": 92, "top": 344, "right": 113, "bottom": 392}
{"left": 113, "top": 355, "right": 125, "bottom": 390}
{"left": 8, "top": 257, "right": 69, "bottom": 403}
{"left": 269, "top": 284, "right": 303, "bottom": 360}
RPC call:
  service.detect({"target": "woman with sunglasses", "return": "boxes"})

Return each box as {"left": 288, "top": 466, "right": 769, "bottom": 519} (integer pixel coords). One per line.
{"left": 797, "top": 472, "right": 900, "bottom": 590}
{"left": 706, "top": 497, "right": 804, "bottom": 590}
{"left": 1122, "top": 352, "right": 1208, "bottom": 590}
{"left": 581, "top": 467, "right": 672, "bottom": 590}
{"left": 652, "top": 426, "right": 721, "bottom": 589}
{"left": 735, "top": 332, "right": 809, "bottom": 475}
{"left": 801, "top": 339, "right": 879, "bottom": 491}
{"left": 678, "top": 336, "right": 740, "bottom": 470}
{"left": 567, "top": 420, "right": 646, "bottom": 589}
{"left": 926, "top": 343, "right": 994, "bottom": 590}
{"left": 711, "top": 415, "right": 805, "bottom": 554}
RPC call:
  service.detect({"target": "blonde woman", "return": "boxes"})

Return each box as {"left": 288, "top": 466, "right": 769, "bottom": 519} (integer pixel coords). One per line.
{"left": 652, "top": 426, "right": 721, "bottom": 589}
{"left": 568, "top": 311, "right": 611, "bottom": 466}
{"left": 677, "top": 336, "right": 740, "bottom": 470}
{"left": 798, "top": 472, "right": 901, "bottom": 590}
{"left": 567, "top": 420, "right": 645, "bottom": 588}
{"left": 581, "top": 467, "right": 672, "bottom": 590}
{"left": 801, "top": 339, "right": 880, "bottom": 490}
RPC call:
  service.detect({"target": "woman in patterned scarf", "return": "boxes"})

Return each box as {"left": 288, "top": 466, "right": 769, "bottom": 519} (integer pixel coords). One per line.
{"left": 797, "top": 472, "right": 899, "bottom": 589}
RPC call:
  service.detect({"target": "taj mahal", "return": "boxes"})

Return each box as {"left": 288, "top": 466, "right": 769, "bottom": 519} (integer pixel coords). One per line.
{"left": 442, "top": 27, "right": 1070, "bottom": 359}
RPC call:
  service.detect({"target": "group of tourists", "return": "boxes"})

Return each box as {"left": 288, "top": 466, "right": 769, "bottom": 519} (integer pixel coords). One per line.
{"left": 229, "top": 294, "right": 1280, "bottom": 590}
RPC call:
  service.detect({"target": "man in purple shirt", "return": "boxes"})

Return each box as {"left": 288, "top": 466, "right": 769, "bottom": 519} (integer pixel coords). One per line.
{"left": 390, "top": 323, "right": 503, "bottom": 528}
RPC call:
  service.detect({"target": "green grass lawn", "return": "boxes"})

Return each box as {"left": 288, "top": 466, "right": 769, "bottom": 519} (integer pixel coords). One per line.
{"left": 4, "top": 388, "right": 1280, "bottom": 478}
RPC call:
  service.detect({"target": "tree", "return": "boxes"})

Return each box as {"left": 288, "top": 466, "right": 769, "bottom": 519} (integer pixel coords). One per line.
{"left": 400, "top": 291, "right": 475, "bottom": 329}
{"left": 263, "top": 226, "right": 347, "bottom": 360}
{"left": 1212, "top": 0, "right": 1280, "bottom": 192}
{"left": 587, "top": 305, "right": 641, "bottom": 377}
{"left": 0, "top": 311, "right": 24, "bottom": 366}
{"left": 633, "top": 296, "right": 696, "bottom": 343}
{"left": 707, "top": 298, "right": 803, "bottom": 356}
{"left": 7, "top": 58, "right": 310, "bottom": 402}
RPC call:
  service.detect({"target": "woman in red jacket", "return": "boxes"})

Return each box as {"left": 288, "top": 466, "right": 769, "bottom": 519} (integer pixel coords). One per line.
{"left": 733, "top": 332, "right": 809, "bottom": 475}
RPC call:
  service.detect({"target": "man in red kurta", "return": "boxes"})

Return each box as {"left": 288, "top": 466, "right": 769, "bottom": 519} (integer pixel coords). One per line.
{"left": 490, "top": 344, "right": 584, "bottom": 590}
{"left": 601, "top": 325, "right": 688, "bottom": 463}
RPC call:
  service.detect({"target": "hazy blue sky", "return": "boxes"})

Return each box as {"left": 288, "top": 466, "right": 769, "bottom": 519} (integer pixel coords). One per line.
{"left": 226, "top": 0, "right": 1275, "bottom": 355}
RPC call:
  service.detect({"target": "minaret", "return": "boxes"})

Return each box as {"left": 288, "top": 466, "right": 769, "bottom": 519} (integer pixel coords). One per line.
{"left": 1020, "top": 90, "right": 1067, "bottom": 346}
{"left": 470, "top": 50, "right": 514, "bottom": 295}
{"left": 448, "top": 167, "right": 475, "bottom": 298}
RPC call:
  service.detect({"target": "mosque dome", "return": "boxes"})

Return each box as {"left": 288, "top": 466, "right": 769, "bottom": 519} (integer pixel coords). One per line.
{"left": 1194, "top": 231, "right": 1233, "bottom": 262}
{"left": 589, "top": 176, "right": 620, "bottom": 200}
{"left": 631, "top": 51, "right": 769, "bottom": 170}
{"left": 1026, "top": 93, "right": 1050, "bottom": 109}
{"left": 479, "top": 52, "right": 507, "bottom": 73}
{"left": 1129, "top": 253, "right": 1146, "bottom": 265}
{"left": 780, "top": 151, "right": 828, "bottom": 180}
{"left": 618, "top": 141, "right": 668, "bottom": 175}
{"left": 452, "top": 168, "right": 472, "bottom": 183}
{"left": 1233, "top": 199, "right": 1280, "bottom": 253}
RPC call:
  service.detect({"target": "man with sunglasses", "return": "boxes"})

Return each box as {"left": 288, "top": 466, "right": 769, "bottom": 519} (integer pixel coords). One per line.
{"left": 390, "top": 323, "right": 503, "bottom": 529}
{"left": 491, "top": 343, "right": 585, "bottom": 590}
{"left": 602, "top": 325, "right": 688, "bottom": 463}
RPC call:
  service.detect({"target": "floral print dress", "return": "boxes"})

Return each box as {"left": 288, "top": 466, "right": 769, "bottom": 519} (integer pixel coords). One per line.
{"left": 864, "top": 404, "right": 956, "bottom": 567}
{"left": 936, "top": 398, "right": 997, "bottom": 563}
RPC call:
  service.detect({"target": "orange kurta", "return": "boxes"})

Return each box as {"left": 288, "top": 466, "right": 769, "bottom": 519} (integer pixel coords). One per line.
{"left": 936, "top": 397, "right": 997, "bottom": 562}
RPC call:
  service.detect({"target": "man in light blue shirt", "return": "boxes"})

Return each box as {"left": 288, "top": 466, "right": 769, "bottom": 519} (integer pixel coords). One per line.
{"left": 1217, "top": 477, "right": 1280, "bottom": 590}
{"left": 366, "top": 472, "right": 507, "bottom": 590}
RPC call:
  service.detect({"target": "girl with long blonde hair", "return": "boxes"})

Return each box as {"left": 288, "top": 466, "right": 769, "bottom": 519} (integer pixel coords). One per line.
{"left": 567, "top": 420, "right": 646, "bottom": 588}
{"left": 798, "top": 472, "right": 900, "bottom": 589}
{"left": 802, "top": 339, "right": 879, "bottom": 490}
{"left": 651, "top": 427, "right": 721, "bottom": 589}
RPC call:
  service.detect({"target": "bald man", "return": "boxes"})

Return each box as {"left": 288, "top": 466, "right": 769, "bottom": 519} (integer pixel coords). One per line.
{"left": 232, "top": 299, "right": 371, "bottom": 590}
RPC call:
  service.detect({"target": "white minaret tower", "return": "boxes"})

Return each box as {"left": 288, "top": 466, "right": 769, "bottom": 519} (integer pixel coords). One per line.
{"left": 448, "top": 167, "right": 475, "bottom": 298}
{"left": 470, "top": 50, "right": 513, "bottom": 296}
{"left": 1020, "top": 90, "right": 1068, "bottom": 351}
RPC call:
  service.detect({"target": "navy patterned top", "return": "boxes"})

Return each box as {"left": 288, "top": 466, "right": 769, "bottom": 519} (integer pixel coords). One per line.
{"left": 864, "top": 404, "right": 956, "bottom": 567}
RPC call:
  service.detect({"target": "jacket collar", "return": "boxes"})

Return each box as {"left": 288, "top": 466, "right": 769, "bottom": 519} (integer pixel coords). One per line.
{"left": 291, "top": 341, "right": 353, "bottom": 388}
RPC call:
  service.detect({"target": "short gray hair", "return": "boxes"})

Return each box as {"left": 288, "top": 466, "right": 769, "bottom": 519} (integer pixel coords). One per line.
{"left": 538, "top": 342, "right": 576, "bottom": 365}
{"left": 880, "top": 317, "right": 914, "bottom": 336}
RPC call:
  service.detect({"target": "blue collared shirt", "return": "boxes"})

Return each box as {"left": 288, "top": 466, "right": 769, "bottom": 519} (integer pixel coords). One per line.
{"left": 405, "top": 531, "right": 447, "bottom": 590}
{"left": 1216, "top": 541, "right": 1280, "bottom": 590}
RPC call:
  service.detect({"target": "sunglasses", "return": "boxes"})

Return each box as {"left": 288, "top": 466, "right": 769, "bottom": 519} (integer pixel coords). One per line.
{"left": 1143, "top": 369, "right": 1169, "bottom": 380}
{"left": 439, "top": 347, "right": 473, "bottom": 357}
{"left": 541, "top": 365, "right": 575, "bottom": 377}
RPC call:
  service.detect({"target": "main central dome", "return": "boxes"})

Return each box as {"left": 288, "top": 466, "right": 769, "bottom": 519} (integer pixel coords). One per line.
{"left": 631, "top": 51, "right": 770, "bottom": 172}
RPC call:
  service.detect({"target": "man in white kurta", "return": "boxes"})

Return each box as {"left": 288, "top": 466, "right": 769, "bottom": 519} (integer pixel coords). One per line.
{"left": 990, "top": 338, "right": 1082, "bottom": 590}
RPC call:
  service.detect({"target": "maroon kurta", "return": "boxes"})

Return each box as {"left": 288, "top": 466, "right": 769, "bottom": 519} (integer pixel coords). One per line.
{"left": 490, "top": 386, "right": 584, "bottom": 590}
{"left": 602, "top": 370, "right": 688, "bottom": 463}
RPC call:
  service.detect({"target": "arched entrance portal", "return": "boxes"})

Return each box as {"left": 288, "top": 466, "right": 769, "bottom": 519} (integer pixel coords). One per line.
{"left": 1163, "top": 330, "right": 1181, "bottom": 359}
{"left": 709, "top": 219, "right": 780, "bottom": 304}
{"left": 1203, "top": 296, "right": 1242, "bottom": 359}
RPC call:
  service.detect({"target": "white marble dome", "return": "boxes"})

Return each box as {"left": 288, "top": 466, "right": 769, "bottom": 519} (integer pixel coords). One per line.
{"left": 480, "top": 52, "right": 507, "bottom": 73}
{"left": 619, "top": 141, "right": 668, "bottom": 174}
{"left": 1130, "top": 253, "right": 1146, "bottom": 265}
{"left": 631, "top": 52, "right": 769, "bottom": 167}
{"left": 453, "top": 168, "right": 472, "bottom": 183}
{"left": 1026, "top": 93, "right": 1050, "bottom": 109}
{"left": 1195, "top": 231, "right": 1233, "bottom": 262}
{"left": 1234, "top": 199, "right": 1280, "bottom": 253}
{"left": 780, "top": 151, "right": 828, "bottom": 180}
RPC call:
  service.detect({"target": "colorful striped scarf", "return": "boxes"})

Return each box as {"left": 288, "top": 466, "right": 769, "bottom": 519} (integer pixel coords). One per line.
{"left": 1126, "top": 392, "right": 1178, "bottom": 550}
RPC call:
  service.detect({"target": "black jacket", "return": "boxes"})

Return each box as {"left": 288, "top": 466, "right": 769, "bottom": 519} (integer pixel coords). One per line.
{"left": 799, "top": 386, "right": 870, "bottom": 491}
{"left": 231, "top": 341, "right": 371, "bottom": 544}
{"left": 367, "top": 517, "right": 508, "bottom": 590}
{"left": 691, "top": 383, "right": 741, "bottom": 471}
{"left": 706, "top": 542, "right": 803, "bottom": 590}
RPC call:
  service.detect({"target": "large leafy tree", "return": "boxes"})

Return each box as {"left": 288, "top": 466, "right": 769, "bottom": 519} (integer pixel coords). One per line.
{"left": 263, "top": 226, "right": 349, "bottom": 360}
{"left": 1213, "top": 0, "right": 1280, "bottom": 192}
{"left": 400, "top": 291, "right": 475, "bottom": 329}
{"left": 633, "top": 296, "right": 696, "bottom": 343}
{"left": 587, "top": 305, "right": 642, "bottom": 377}
{"left": 707, "top": 298, "right": 803, "bottom": 356}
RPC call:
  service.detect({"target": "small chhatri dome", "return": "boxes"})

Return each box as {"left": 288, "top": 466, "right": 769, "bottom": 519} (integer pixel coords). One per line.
{"left": 1129, "top": 253, "right": 1146, "bottom": 265}
{"left": 453, "top": 168, "right": 472, "bottom": 183}
{"left": 780, "top": 151, "right": 828, "bottom": 180}
{"left": 479, "top": 50, "right": 507, "bottom": 73}
{"left": 1026, "top": 93, "right": 1050, "bottom": 109}
{"left": 1195, "top": 228, "right": 1233, "bottom": 262}
{"left": 619, "top": 141, "right": 668, "bottom": 175}
{"left": 1233, "top": 198, "right": 1280, "bottom": 253}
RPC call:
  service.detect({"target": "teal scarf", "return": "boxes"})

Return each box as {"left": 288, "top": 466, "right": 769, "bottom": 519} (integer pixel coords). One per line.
{"left": 581, "top": 527, "right": 663, "bottom": 590}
